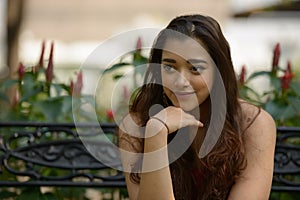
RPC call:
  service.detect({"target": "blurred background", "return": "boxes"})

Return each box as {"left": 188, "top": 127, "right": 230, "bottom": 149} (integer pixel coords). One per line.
{"left": 0, "top": 0, "right": 299, "bottom": 94}
{"left": 0, "top": 1, "right": 300, "bottom": 199}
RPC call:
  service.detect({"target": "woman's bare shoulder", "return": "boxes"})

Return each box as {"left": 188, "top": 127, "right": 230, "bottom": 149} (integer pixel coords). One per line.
{"left": 229, "top": 101, "right": 276, "bottom": 199}
{"left": 240, "top": 101, "right": 276, "bottom": 146}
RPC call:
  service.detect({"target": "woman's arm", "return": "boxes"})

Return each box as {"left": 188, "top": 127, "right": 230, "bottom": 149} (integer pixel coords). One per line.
{"left": 138, "top": 119, "right": 174, "bottom": 199}
{"left": 228, "top": 109, "right": 276, "bottom": 200}
{"left": 119, "top": 116, "right": 174, "bottom": 200}
{"left": 119, "top": 108, "right": 203, "bottom": 200}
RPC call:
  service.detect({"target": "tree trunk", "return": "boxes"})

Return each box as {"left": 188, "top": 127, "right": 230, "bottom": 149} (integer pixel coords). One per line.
{"left": 7, "top": 0, "right": 25, "bottom": 79}
{"left": 5, "top": 0, "right": 25, "bottom": 105}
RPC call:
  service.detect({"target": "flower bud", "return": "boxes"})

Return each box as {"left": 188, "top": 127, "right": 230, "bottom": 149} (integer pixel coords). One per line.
{"left": 281, "top": 63, "right": 294, "bottom": 91}
{"left": 69, "top": 79, "right": 74, "bottom": 96}
{"left": 272, "top": 43, "right": 280, "bottom": 73}
{"left": 73, "top": 71, "right": 83, "bottom": 97}
{"left": 239, "top": 65, "right": 246, "bottom": 86}
{"left": 38, "top": 40, "right": 45, "bottom": 68}
{"left": 136, "top": 36, "right": 142, "bottom": 53}
{"left": 46, "top": 42, "right": 54, "bottom": 83}
{"left": 18, "top": 62, "right": 25, "bottom": 80}
{"left": 287, "top": 61, "right": 292, "bottom": 73}
{"left": 106, "top": 109, "right": 114, "bottom": 122}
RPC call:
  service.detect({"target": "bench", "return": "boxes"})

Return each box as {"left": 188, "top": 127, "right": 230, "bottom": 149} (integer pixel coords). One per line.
{"left": 0, "top": 122, "right": 300, "bottom": 194}
{"left": 273, "top": 126, "right": 300, "bottom": 193}
{"left": 0, "top": 121, "right": 125, "bottom": 189}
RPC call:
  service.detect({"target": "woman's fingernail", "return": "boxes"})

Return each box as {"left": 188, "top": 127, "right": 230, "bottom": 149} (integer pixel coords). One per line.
{"left": 199, "top": 121, "right": 204, "bottom": 127}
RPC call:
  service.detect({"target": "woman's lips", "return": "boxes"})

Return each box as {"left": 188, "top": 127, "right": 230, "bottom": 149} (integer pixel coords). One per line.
{"left": 173, "top": 91, "right": 196, "bottom": 100}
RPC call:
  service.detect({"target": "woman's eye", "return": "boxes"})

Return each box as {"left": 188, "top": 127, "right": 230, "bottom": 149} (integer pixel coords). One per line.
{"left": 191, "top": 66, "right": 205, "bottom": 74}
{"left": 162, "top": 64, "right": 175, "bottom": 72}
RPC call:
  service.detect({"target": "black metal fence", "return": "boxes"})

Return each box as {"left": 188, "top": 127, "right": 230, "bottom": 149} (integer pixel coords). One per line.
{"left": 273, "top": 126, "right": 300, "bottom": 192}
{"left": 0, "top": 122, "right": 300, "bottom": 193}
{"left": 0, "top": 122, "right": 125, "bottom": 188}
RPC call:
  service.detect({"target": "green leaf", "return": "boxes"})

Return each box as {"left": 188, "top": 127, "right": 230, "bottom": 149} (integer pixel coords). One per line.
{"left": 280, "top": 104, "right": 297, "bottom": 121}
{"left": 33, "top": 97, "right": 63, "bottom": 122}
{"left": 270, "top": 76, "right": 281, "bottom": 91}
{"left": 290, "top": 82, "right": 300, "bottom": 97}
{"left": 247, "top": 71, "right": 271, "bottom": 82}
{"left": 0, "top": 91, "right": 10, "bottom": 102}
{"left": 113, "top": 74, "right": 124, "bottom": 80}
{"left": 0, "top": 79, "right": 19, "bottom": 91}
{"left": 55, "top": 187, "right": 86, "bottom": 199}
{"left": 81, "top": 95, "right": 95, "bottom": 106}
{"left": 20, "top": 86, "right": 44, "bottom": 102}
{"left": 61, "top": 96, "right": 73, "bottom": 114}
{"left": 133, "top": 53, "right": 148, "bottom": 67}
{"left": 22, "top": 72, "right": 36, "bottom": 90}
{"left": 103, "top": 62, "right": 131, "bottom": 74}
{"left": 288, "top": 96, "right": 300, "bottom": 114}
{"left": 52, "top": 83, "right": 67, "bottom": 96}
{"left": 0, "top": 190, "right": 18, "bottom": 199}
{"left": 245, "top": 85, "right": 261, "bottom": 98}
{"left": 17, "top": 188, "right": 40, "bottom": 200}
{"left": 277, "top": 192, "right": 300, "bottom": 200}
{"left": 71, "top": 95, "right": 96, "bottom": 122}
{"left": 16, "top": 188, "right": 58, "bottom": 200}
{"left": 39, "top": 192, "right": 59, "bottom": 200}
{"left": 264, "top": 101, "right": 284, "bottom": 120}
{"left": 20, "top": 73, "right": 45, "bottom": 101}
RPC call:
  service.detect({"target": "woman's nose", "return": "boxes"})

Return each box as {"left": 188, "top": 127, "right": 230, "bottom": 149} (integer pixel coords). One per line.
{"left": 174, "top": 71, "right": 190, "bottom": 88}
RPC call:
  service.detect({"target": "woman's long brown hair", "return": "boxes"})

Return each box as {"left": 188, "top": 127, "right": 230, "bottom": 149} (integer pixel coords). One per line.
{"left": 127, "top": 14, "right": 250, "bottom": 199}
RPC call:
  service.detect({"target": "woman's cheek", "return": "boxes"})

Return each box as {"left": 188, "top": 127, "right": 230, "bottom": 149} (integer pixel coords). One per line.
{"left": 162, "top": 73, "right": 176, "bottom": 89}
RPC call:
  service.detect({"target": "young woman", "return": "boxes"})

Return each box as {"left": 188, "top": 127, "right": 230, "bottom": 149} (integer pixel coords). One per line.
{"left": 118, "top": 14, "right": 276, "bottom": 200}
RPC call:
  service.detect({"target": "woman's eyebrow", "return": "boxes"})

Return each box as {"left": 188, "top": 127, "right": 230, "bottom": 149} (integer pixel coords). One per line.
{"left": 162, "top": 58, "right": 207, "bottom": 64}
{"left": 162, "top": 58, "right": 176, "bottom": 63}
{"left": 187, "top": 59, "right": 207, "bottom": 64}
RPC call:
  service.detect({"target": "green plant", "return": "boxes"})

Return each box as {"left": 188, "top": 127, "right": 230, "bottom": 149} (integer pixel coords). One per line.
{"left": 238, "top": 43, "right": 300, "bottom": 126}
{"left": 0, "top": 41, "right": 129, "bottom": 199}
{"left": 0, "top": 41, "right": 94, "bottom": 122}
{"left": 238, "top": 43, "right": 300, "bottom": 200}
{"left": 97, "top": 37, "right": 148, "bottom": 123}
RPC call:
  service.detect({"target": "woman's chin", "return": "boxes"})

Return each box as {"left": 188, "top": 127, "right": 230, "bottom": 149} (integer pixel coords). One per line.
{"left": 173, "top": 101, "right": 199, "bottom": 112}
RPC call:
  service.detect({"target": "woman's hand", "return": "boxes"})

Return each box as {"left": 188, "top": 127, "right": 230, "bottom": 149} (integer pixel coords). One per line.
{"left": 150, "top": 106, "right": 203, "bottom": 134}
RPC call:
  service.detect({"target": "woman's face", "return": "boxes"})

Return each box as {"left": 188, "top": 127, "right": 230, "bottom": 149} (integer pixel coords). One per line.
{"left": 161, "top": 38, "right": 215, "bottom": 111}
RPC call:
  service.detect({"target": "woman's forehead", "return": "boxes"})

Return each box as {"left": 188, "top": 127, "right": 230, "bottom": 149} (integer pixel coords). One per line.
{"left": 162, "top": 38, "right": 211, "bottom": 61}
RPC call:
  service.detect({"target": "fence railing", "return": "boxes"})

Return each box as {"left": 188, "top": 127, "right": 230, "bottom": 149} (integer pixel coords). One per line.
{"left": 0, "top": 122, "right": 300, "bottom": 193}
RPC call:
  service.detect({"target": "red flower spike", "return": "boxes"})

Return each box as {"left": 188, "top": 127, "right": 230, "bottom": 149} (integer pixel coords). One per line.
{"left": 287, "top": 61, "right": 292, "bottom": 73}
{"left": 69, "top": 79, "right": 74, "bottom": 96}
{"left": 281, "top": 66, "right": 294, "bottom": 91}
{"left": 46, "top": 42, "right": 54, "bottom": 83}
{"left": 38, "top": 40, "right": 46, "bottom": 68}
{"left": 18, "top": 62, "right": 25, "bottom": 80}
{"left": 239, "top": 65, "right": 246, "bottom": 86}
{"left": 136, "top": 37, "right": 142, "bottom": 53}
{"left": 106, "top": 109, "right": 114, "bottom": 122}
{"left": 73, "top": 71, "right": 83, "bottom": 97}
{"left": 272, "top": 43, "right": 280, "bottom": 73}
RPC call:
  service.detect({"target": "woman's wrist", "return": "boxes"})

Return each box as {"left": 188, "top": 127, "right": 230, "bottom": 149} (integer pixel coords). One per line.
{"left": 146, "top": 117, "right": 169, "bottom": 137}
{"left": 150, "top": 116, "right": 169, "bottom": 134}
{"left": 144, "top": 118, "right": 168, "bottom": 150}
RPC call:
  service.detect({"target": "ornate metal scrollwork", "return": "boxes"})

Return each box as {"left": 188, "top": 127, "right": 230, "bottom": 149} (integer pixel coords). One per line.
{"left": 273, "top": 126, "right": 300, "bottom": 192}
{"left": 1, "top": 122, "right": 300, "bottom": 192}
{"left": 0, "top": 122, "right": 125, "bottom": 187}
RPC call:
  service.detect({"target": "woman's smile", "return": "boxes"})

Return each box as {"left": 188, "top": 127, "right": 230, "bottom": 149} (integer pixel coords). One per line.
{"left": 173, "top": 91, "right": 196, "bottom": 100}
